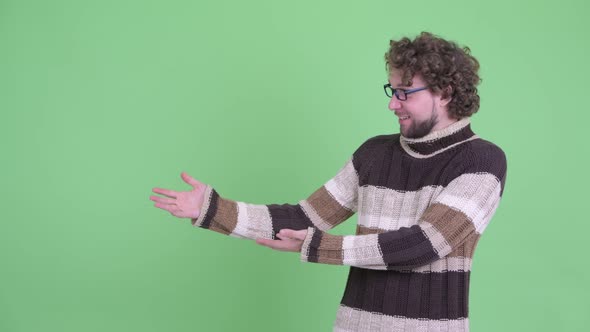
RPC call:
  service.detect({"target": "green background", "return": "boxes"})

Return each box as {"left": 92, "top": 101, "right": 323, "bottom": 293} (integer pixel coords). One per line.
{"left": 1, "top": 0, "right": 588, "bottom": 331}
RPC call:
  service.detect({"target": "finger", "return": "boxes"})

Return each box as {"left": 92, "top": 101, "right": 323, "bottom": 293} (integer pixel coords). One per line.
{"left": 278, "top": 229, "right": 293, "bottom": 239}
{"left": 262, "top": 239, "right": 292, "bottom": 251}
{"left": 256, "top": 238, "right": 295, "bottom": 251}
{"left": 279, "top": 229, "right": 307, "bottom": 241}
{"left": 275, "top": 233, "right": 290, "bottom": 242}
{"left": 153, "top": 201, "right": 178, "bottom": 212}
{"left": 152, "top": 188, "right": 177, "bottom": 199}
{"left": 149, "top": 196, "right": 175, "bottom": 204}
{"left": 181, "top": 172, "right": 203, "bottom": 189}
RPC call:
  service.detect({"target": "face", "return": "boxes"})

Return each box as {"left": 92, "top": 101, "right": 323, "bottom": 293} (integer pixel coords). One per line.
{"left": 387, "top": 69, "right": 454, "bottom": 139}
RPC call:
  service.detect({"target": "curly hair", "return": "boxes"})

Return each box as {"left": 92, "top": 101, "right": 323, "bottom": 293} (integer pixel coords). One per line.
{"left": 384, "top": 32, "right": 481, "bottom": 118}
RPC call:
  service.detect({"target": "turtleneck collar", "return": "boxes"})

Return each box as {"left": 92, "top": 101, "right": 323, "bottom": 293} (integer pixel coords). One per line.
{"left": 399, "top": 117, "right": 479, "bottom": 158}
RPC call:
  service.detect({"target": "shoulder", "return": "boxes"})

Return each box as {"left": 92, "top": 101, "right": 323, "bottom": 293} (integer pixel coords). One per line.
{"left": 353, "top": 133, "right": 398, "bottom": 158}
{"left": 347, "top": 133, "right": 397, "bottom": 172}
{"left": 453, "top": 138, "right": 507, "bottom": 185}
{"left": 359, "top": 133, "right": 399, "bottom": 150}
{"left": 465, "top": 138, "right": 507, "bottom": 168}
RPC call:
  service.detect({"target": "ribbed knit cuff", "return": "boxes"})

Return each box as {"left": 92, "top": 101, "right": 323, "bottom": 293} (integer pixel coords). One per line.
{"left": 300, "top": 226, "right": 317, "bottom": 263}
{"left": 300, "top": 227, "right": 347, "bottom": 265}
{"left": 191, "top": 184, "right": 214, "bottom": 227}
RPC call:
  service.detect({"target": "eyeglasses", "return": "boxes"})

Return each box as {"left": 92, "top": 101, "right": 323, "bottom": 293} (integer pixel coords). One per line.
{"left": 383, "top": 83, "right": 429, "bottom": 101}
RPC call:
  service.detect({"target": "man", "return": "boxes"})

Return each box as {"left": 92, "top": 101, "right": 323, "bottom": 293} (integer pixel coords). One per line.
{"left": 150, "top": 32, "right": 507, "bottom": 331}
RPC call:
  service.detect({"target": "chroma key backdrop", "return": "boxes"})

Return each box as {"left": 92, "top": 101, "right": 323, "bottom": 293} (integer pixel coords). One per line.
{"left": 1, "top": 0, "right": 589, "bottom": 331}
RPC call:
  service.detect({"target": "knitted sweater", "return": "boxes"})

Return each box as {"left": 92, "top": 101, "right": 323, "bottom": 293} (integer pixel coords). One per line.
{"left": 191, "top": 117, "right": 507, "bottom": 332}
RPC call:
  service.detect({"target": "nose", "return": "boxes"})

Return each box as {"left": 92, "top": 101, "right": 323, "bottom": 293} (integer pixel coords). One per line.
{"left": 388, "top": 96, "right": 401, "bottom": 111}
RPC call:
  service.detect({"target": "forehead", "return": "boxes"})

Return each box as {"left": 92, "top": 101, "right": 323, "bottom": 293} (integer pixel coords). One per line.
{"left": 388, "top": 69, "right": 426, "bottom": 88}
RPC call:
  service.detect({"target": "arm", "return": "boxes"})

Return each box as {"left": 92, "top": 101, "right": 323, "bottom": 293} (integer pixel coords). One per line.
{"left": 190, "top": 155, "right": 360, "bottom": 241}
{"left": 299, "top": 147, "right": 507, "bottom": 270}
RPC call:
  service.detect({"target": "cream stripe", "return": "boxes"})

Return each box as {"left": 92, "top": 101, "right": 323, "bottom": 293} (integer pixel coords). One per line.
{"left": 324, "top": 158, "right": 359, "bottom": 211}
{"left": 299, "top": 226, "right": 316, "bottom": 262}
{"left": 420, "top": 221, "right": 452, "bottom": 257}
{"left": 475, "top": 196, "right": 501, "bottom": 234}
{"left": 357, "top": 185, "right": 444, "bottom": 230}
{"left": 410, "top": 256, "right": 473, "bottom": 273}
{"left": 434, "top": 173, "right": 502, "bottom": 233}
{"left": 400, "top": 135, "right": 480, "bottom": 159}
{"left": 342, "top": 229, "right": 472, "bottom": 272}
{"left": 230, "top": 202, "right": 274, "bottom": 240}
{"left": 342, "top": 234, "right": 387, "bottom": 269}
{"left": 357, "top": 173, "right": 500, "bottom": 235}
{"left": 334, "top": 305, "right": 470, "bottom": 332}
{"left": 191, "top": 185, "right": 214, "bottom": 227}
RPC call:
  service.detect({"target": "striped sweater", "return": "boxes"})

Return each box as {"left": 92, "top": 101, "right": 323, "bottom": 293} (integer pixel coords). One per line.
{"left": 191, "top": 117, "right": 507, "bottom": 332}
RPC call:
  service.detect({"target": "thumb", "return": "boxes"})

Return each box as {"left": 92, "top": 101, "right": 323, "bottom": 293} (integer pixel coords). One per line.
{"left": 181, "top": 172, "right": 203, "bottom": 189}
{"left": 279, "top": 229, "right": 307, "bottom": 241}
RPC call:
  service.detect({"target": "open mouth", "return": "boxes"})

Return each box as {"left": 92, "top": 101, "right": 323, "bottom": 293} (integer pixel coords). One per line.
{"left": 398, "top": 115, "right": 411, "bottom": 123}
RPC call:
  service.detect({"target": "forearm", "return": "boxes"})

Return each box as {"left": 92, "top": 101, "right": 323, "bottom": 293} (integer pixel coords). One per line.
{"left": 300, "top": 172, "right": 504, "bottom": 270}
{"left": 191, "top": 183, "right": 356, "bottom": 241}
{"left": 299, "top": 225, "right": 442, "bottom": 270}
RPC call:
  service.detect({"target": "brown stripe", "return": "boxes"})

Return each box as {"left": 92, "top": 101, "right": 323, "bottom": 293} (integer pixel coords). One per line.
{"left": 209, "top": 197, "right": 238, "bottom": 235}
{"left": 316, "top": 232, "right": 344, "bottom": 264}
{"left": 308, "top": 186, "right": 354, "bottom": 227}
{"left": 356, "top": 224, "right": 387, "bottom": 235}
{"left": 421, "top": 203, "right": 476, "bottom": 249}
{"left": 448, "top": 233, "right": 480, "bottom": 258}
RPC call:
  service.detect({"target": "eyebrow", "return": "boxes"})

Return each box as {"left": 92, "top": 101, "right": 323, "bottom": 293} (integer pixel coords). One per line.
{"left": 388, "top": 84, "right": 412, "bottom": 89}
{"left": 387, "top": 81, "right": 411, "bottom": 89}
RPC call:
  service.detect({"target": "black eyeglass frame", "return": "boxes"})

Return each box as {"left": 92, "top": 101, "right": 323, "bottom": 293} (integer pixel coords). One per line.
{"left": 383, "top": 83, "right": 429, "bottom": 101}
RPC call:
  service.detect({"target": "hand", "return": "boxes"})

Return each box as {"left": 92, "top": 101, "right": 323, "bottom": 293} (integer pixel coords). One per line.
{"left": 255, "top": 229, "right": 308, "bottom": 252}
{"left": 150, "top": 172, "right": 207, "bottom": 219}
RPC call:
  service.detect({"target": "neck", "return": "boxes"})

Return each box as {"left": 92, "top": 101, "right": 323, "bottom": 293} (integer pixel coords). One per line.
{"left": 399, "top": 117, "right": 478, "bottom": 158}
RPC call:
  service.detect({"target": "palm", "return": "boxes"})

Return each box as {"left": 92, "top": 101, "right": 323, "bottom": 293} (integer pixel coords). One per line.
{"left": 150, "top": 172, "right": 207, "bottom": 219}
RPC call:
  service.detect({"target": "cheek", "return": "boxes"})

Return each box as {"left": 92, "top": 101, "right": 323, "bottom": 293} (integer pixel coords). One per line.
{"left": 408, "top": 100, "right": 432, "bottom": 119}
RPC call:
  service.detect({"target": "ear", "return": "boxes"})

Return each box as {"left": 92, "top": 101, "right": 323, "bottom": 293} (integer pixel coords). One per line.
{"left": 440, "top": 86, "right": 453, "bottom": 107}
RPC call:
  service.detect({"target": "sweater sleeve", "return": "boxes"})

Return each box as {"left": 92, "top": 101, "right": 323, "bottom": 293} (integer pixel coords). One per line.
{"left": 300, "top": 146, "right": 507, "bottom": 270}
{"left": 190, "top": 155, "right": 360, "bottom": 240}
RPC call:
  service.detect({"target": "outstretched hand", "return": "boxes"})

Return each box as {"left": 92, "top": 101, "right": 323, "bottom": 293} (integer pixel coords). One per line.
{"left": 256, "top": 229, "right": 308, "bottom": 252}
{"left": 150, "top": 172, "right": 207, "bottom": 219}
{"left": 152, "top": 173, "right": 308, "bottom": 253}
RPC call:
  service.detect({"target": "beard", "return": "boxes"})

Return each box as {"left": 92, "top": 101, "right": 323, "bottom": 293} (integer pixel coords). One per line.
{"left": 401, "top": 106, "right": 439, "bottom": 139}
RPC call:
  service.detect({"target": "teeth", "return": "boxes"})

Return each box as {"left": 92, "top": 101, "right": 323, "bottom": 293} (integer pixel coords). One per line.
{"left": 400, "top": 116, "right": 410, "bottom": 120}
